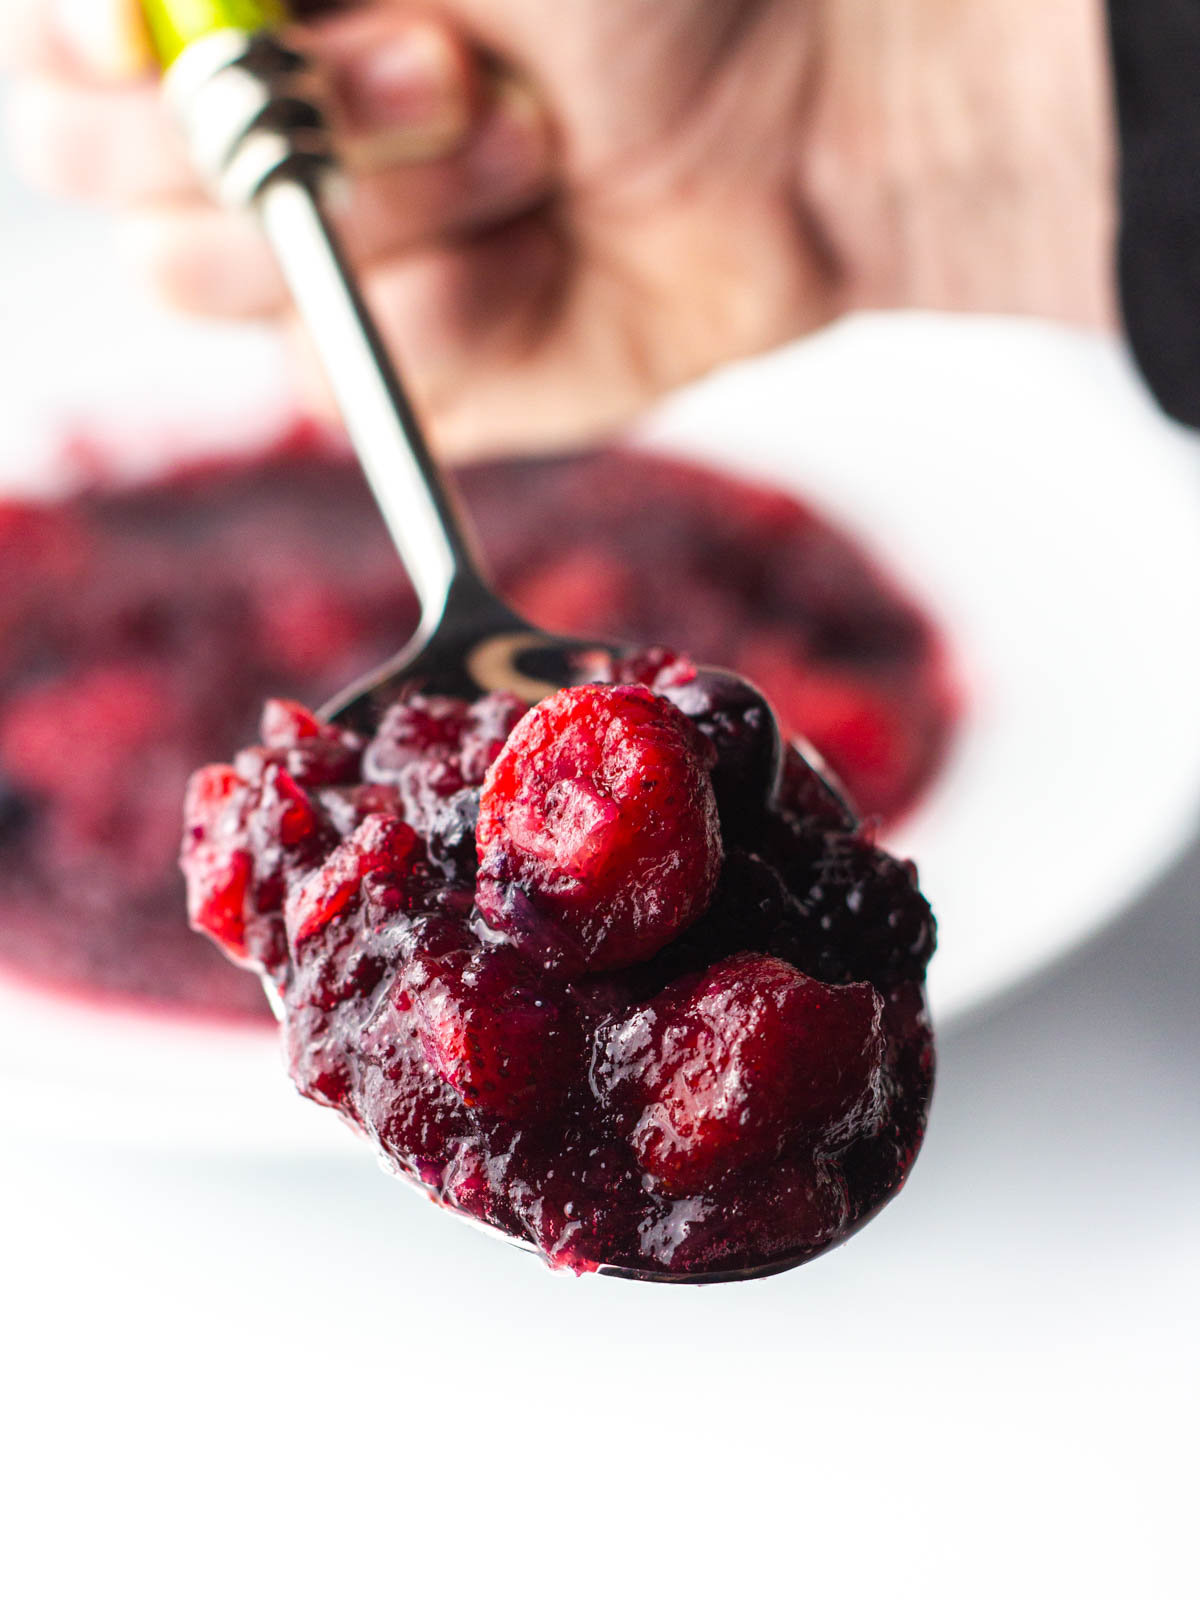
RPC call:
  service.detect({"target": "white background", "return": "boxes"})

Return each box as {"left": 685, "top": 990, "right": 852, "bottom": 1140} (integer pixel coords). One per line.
{"left": 1, "top": 96, "right": 1198, "bottom": 1600}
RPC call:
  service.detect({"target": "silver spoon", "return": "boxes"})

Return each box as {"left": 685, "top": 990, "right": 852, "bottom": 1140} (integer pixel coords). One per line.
{"left": 145, "top": 4, "right": 834, "bottom": 1283}
{"left": 149, "top": 16, "right": 619, "bottom": 728}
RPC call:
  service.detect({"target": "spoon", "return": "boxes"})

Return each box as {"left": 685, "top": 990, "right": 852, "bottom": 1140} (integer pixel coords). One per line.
{"left": 141, "top": 2, "right": 621, "bottom": 732}
{"left": 142, "top": 1, "right": 827, "bottom": 1283}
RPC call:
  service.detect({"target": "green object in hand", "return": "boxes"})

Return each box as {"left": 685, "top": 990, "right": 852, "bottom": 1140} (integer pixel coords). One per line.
{"left": 141, "top": 0, "right": 291, "bottom": 66}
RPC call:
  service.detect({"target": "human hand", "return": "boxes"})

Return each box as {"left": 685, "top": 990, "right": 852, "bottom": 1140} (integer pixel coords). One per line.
{"left": 0, "top": 1, "right": 1115, "bottom": 458}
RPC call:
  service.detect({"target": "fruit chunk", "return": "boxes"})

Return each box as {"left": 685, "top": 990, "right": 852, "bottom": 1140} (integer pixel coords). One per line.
{"left": 182, "top": 763, "right": 253, "bottom": 958}
{"left": 619, "top": 953, "right": 885, "bottom": 1192}
{"left": 370, "top": 935, "right": 583, "bottom": 1119}
{"left": 174, "top": 657, "right": 935, "bottom": 1275}
{"left": 260, "top": 698, "right": 330, "bottom": 747}
{"left": 365, "top": 691, "right": 525, "bottom": 866}
{"left": 284, "top": 813, "right": 419, "bottom": 950}
{"left": 475, "top": 684, "right": 723, "bottom": 971}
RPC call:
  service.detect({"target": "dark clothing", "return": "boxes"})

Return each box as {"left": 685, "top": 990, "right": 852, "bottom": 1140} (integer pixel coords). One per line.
{"left": 1108, "top": 0, "right": 1200, "bottom": 424}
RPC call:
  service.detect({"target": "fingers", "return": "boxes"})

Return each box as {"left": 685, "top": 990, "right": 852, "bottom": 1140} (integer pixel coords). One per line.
{"left": 0, "top": 0, "right": 151, "bottom": 82}
{"left": 2, "top": 0, "right": 557, "bottom": 323}
{"left": 285, "top": 217, "right": 653, "bottom": 462}
{"left": 285, "top": 221, "right": 562, "bottom": 460}
{"left": 2, "top": 4, "right": 488, "bottom": 208}
{"left": 0, "top": 2, "right": 514, "bottom": 206}
{"left": 4, "top": 76, "right": 198, "bottom": 204}
{"left": 312, "top": 6, "right": 480, "bottom": 169}
{"left": 120, "top": 74, "right": 555, "bottom": 318}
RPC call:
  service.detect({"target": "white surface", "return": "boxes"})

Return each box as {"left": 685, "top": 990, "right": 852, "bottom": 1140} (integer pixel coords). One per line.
{"left": 1, "top": 141, "right": 1198, "bottom": 1600}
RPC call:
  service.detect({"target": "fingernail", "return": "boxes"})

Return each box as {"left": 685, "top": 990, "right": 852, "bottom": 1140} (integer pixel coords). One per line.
{"left": 343, "top": 24, "right": 472, "bottom": 169}
{"left": 54, "top": 0, "right": 151, "bottom": 80}
{"left": 465, "top": 77, "right": 552, "bottom": 191}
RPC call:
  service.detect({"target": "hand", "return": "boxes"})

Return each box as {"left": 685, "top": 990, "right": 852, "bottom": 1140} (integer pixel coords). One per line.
{"left": 0, "top": 1, "right": 1115, "bottom": 458}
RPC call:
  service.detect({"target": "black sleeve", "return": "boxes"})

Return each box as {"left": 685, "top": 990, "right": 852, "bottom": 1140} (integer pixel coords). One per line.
{"left": 1108, "top": 1, "right": 1200, "bottom": 426}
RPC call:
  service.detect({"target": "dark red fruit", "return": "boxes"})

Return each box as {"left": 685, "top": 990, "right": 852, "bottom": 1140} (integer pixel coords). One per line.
{"left": 475, "top": 684, "right": 723, "bottom": 972}
{"left": 618, "top": 954, "right": 884, "bottom": 1192}
{"left": 182, "top": 764, "right": 253, "bottom": 959}
{"left": 284, "top": 814, "right": 419, "bottom": 949}
{"left": 380, "top": 940, "right": 583, "bottom": 1119}
{"left": 180, "top": 668, "right": 936, "bottom": 1279}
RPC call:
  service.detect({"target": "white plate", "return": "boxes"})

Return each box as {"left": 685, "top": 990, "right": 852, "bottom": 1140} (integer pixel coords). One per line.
{"left": 641, "top": 314, "right": 1200, "bottom": 1020}
{"left": 3, "top": 287, "right": 1200, "bottom": 1149}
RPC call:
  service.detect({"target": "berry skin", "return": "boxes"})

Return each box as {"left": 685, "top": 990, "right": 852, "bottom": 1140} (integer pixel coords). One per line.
{"left": 260, "top": 698, "right": 331, "bottom": 747}
{"left": 620, "top": 953, "right": 885, "bottom": 1193}
{"left": 182, "top": 764, "right": 253, "bottom": 960}
{"left": 657, "top": 669, "right": 783, "bottom": 840}
{"left": 784, "top": 832, "right": 937, "bottom": 989}
{"left": 475, "top": 684, "right": 723, "bottom": 972}
{"left": 376, "top": 938, "right": 583, "bottom": 1120}
{"left": 284, "top": 813, "right": 420, "bottom": 950}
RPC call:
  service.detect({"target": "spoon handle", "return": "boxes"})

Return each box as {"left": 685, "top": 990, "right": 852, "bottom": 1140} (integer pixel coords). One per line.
{"left": 141, "top": 0, "right": 289, "bottom": 66}
{"left": 140, "top": 1, "right": 486, "bottom": 627}
{"left": 258, "top": 177, "right": 476, "bottom": 622}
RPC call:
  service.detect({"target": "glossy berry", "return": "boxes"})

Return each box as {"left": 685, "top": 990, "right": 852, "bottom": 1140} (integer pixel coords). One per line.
{"left": 615, "top": 954, "right": 884, "bottom": 1191}
{"left": 383, "top": 940, "right": 583, "bottom": 1119}
{"left": 182, "top": 764, "right": 252, "bottom": 959}
{"left": 180, "top": 673, "right": 936, "bottom": 1278}
{"left": 284, "top": 813, "right": 419, "bottom": 949}
{"left": 475, "top": 684, "right": 723, "bottom": 972}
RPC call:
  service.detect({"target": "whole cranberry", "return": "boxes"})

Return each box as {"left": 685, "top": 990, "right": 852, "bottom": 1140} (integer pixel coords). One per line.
{"left": 475, "top": 684, "right": 723, "bottom": 972}
{"left": 617, "top": 953, "right": 885, "bottom": 1192}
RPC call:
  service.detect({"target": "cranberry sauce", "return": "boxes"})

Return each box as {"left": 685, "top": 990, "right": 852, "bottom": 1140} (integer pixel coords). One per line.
{"left": 182, "top": 656, "right": 936, "bottom": 1279}
{"left": 0, "top": 435, "right": 957, "bottom": 1018}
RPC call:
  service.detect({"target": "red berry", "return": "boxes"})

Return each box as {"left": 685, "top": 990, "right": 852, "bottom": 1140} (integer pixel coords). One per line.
{"left": 475, "top": 684, "right": 722, "bottom": 972}
{"left": 186, "top": 844, "right": 254, "bottom": 959}
{"left": 266, "top": 767, "right": 322, "bottom": 849}
{"left": 182, "top": 764, "right": 254, "bottom": 960}
{"left": 183, "top": 763, "right": 244, "bottom": 835}
{"left": 626, "top": 953, "right": 885, "bottom": 1192}
{"left": 379, "top": 940, "right": 582, "bottom": 1119}
{"left": 260, "top": 698, "right": 329, "bottom": 747}
{"left": 284, "top": 813, "right": 419, "bottom": 949}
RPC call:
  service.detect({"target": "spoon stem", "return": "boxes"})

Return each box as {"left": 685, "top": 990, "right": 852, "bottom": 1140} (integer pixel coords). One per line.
{"left": 258, "top": 177, "right": 481, "bottom": 627}
{"left": 147, "top": 10, "right": 487, "bottom": 634}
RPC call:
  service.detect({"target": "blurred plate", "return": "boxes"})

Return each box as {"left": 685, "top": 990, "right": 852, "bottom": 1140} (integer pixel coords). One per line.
{"left": 3, "top": 264, "right": 1200, "bottom": 1147}
{"left": 641, "top": 314, "right": 1200, "bottom": 1023}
